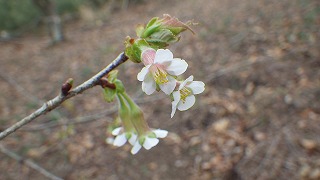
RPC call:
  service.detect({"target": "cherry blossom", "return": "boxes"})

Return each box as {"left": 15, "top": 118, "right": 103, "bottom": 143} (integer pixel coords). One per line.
{"left": 131, "top": 129, "right": 168, "bottom": 154}
{"left": 171, "top": 75, "right": 205, "bottom": 118}
{"left": 137, "top": 49, "right": 188, "bottom": 95}
{"left": 111, "top": 127, "right": 137, "bottom": 147}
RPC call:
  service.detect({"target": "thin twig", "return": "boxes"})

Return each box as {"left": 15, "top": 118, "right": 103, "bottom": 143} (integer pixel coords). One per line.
{"left": 0, "top": 52, "right": 128, "bottom": 140}
{"left": 26, "top": 107, "right": 117, "bottom": 130}
{"left": 0, "top": 66, "right": 66, "bottom": 125}
{"left": 24, "top": 93, "right": 166, "bottom": 131}
{"left": 0, "top": 144, "right": 63, "bottom": 180}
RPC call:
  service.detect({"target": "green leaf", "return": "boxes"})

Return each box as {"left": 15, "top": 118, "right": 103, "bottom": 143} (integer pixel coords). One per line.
{"left": 107, "top": 70, "right": 118, "bottom": 83}
{"left": 144, "top": 29, "right": 180, "bottom": 48}
{"left": 103, "top": 87, "right": 116, "bottom": 102}
{"left": 136, "top": 24, "right": 145, "bottom": 37}
{"left": 167, "top": 27, "right": 187, "bottom": 36}
{"left": 146, "top": 17, "right": 159, "bottom": 28}
{"left": 141, "top": 17, "right": 162, "bottom": 38}
{"left": 147, "top": 29, "right": 179, "bottom": 43}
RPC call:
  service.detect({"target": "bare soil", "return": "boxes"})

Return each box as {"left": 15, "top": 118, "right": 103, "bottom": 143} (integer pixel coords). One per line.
{"left": 0, "top": 0, "right": 320, "bottom": 179}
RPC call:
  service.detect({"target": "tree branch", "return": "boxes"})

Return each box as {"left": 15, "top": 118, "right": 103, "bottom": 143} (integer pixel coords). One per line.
{"left": 0, "top": 52, "right": 128, "bottom": 140}
{"left": 23, "top": 93, "right": 166, "bottom": 131}
{"left": 0, "top": 144, "right": 63, "bottom": 180}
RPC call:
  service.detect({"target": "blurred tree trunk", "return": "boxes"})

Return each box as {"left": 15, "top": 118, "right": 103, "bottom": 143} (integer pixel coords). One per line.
{"left": 32, "top": 0, "right": 64, "bottom": 44}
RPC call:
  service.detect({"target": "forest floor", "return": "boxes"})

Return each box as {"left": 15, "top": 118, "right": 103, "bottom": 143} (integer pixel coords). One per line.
{"left": 0, "top": 0, "right": 320, "bottom": 179}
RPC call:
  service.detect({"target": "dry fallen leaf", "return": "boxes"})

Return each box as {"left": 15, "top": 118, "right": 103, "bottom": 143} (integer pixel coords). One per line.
{"left": 300, "top": 139, "right": 317, "bottom": 151}
{"left": 213, "top": 119, "right": 230, "bottom": 133}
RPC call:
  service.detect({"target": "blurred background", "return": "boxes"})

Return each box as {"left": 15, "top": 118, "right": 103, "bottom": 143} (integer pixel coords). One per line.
{"left": 0, "top": 0, "right": 319, "bottom": 179}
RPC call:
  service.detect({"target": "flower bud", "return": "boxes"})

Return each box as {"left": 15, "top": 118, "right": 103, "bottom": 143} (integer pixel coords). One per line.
{"left": 137, "top": 14, "right": 194, "bottom": 48}
{"left": 124, "top": 37, "right": 150, "bottom": 63}
{"left": 61, "top": 78, "right": 73, "bottom": 96}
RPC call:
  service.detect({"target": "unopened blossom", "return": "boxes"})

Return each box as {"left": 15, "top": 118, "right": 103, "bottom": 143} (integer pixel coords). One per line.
{"left": 111, "top": 127, "right": 137, "bottom": 147}
{"left": 131, "top": 129, "right": 168, "bottom": 154}
{"left": 137, "top": 49, "right": 188, "bottom": 95}
{"left": 171, "top": 75, "right": 205, "bottom": 118}
{"left": 137, "top": 14, "right": 194, "bottom": 47}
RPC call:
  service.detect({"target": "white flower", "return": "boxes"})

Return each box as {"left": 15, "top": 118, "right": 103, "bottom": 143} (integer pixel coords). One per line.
{"left": 137, "top": 49, "right": 188, "bottom": 95}
{"left": 131, "top": 129, "right": 168, "bottom": 155}
{"left": 171, "top": 75, "right": 205, "bottom": 118}
{"left": 111, "top": 127, "right": 137, "bottom": 147}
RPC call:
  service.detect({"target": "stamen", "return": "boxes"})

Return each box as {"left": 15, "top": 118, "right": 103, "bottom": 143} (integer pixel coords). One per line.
{"left": 153, "top": 68, "right": 169, "bottom": 84}
{"left": 180, "top": 87, "right": 191, "bottom": 102}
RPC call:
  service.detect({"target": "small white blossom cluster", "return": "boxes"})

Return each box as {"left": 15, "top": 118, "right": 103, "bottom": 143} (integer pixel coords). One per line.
{"left": 106, "top": 92, "right": 168, "bottom": 155}
{"left": 110, "top": 127, "right": 168, "bottom": 155}
{"left": 106, "top": 15, "right": 202, "bottom": 155}
{"left": 106, "top": 49, "right": 204, "bottom": 154}
{"left": 137, "top": 49, "right": 205, "bottom": 117}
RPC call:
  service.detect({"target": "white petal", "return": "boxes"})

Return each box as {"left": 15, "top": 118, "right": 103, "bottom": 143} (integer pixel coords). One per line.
{"left": 131, "top": 141, "right": 142, "bottom": 155}
{"left": 171, "top": 91, "right": 180, "bottom": 118}
{"left": 128, "top": 133, "right": 138, "bottom": 145}
{"left": 154, "top": 49, "right": 173, "bottom": 64}
{"left": 172, "top": 91, "right": 181, "bottom": 103}
{"left": 166, "top": 59, "right": 188, "bottom": 76}
{"left": 142, "top": 75, "right": 156, "bottom": 95}
{"left": 137, "top": 65, "right": 151, "bottom": 81}
{"left": 177, "top": 95, "right": 196, "bottom": 111}
{"left": 179, "top": 75, "right": 194, "bottom": 90}
{"left": 143, "top": 137, "right": 159, "bottom": 150}
{"left": 159, "top": 76, "right": 176, "bottom": 95}
{"left": 187, "top": 81, "right": 205, "bottom": 94}
{"left": 171, "top": 103, "right": 177, "bottom": 118}
{"left": 111, "top": 127, "right": 122, "bottom": 135}
{"left": 113, "top": 133, "right": 127, "bottom": 147}
{"left": 153, "top": 129, "right": 168, "bottom": 138}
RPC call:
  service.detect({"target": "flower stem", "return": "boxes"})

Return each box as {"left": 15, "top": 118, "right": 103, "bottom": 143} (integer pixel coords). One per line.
{"left": 121, "top": 92, "right": 150, "bottom": 135}
{"left": 116, "top": 93, "right": 135, "bottom": 132}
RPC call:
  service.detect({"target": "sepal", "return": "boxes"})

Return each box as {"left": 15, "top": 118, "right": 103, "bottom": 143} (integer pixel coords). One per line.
{"left": 125, "top": 37, "right": 150, "bottom": 63}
